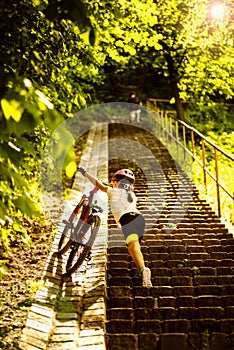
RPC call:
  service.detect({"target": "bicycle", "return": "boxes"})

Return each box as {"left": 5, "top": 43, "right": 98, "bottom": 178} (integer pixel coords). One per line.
{"left": 57, "top": 184, "right": 103, "bottom": 277}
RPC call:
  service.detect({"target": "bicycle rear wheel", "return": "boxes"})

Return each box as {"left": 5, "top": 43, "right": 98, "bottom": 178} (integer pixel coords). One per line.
{"left": 57, "top": 201, "right": 84, "bottom": 255}
{"left": 65, "top": 214, "right": 101, "bottom": 276}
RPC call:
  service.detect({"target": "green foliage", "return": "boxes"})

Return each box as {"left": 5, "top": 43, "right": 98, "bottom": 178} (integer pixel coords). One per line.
{"left": 0, "top": 77, "right": 58, "bottom": 251}
{"left": 185, "top": 102, "right": 234, "bottom": 134}
{"left": 0, "top": 0, "right": 103, "bottom": 257}
{"left": 0, "top": 0, "right": 233, "bottom": 272}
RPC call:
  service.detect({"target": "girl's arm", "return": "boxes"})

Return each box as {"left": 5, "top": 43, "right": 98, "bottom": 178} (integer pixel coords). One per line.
{"left": 78, "top": 167, "right": 108, "bottom": 193}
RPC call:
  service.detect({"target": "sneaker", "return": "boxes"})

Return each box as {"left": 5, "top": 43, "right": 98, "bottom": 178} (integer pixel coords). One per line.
{"left": 142, "top": 267, "right": 152, "bottom": 288}
{"left": 134, "top": 269, "right": 143, "bottom": 278}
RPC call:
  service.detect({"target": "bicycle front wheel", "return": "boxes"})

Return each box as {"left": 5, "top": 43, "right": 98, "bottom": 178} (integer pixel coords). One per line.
{"left": 65, "top": 214, "right": 101, "bottom": 276}
{"left": 57, "top": 202, "right": 84, "bottom": 255}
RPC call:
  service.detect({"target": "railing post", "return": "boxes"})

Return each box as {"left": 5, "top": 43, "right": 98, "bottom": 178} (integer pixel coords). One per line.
{"left": 165, "top": 112, "right": 169, "bottom": 144}
{"left": 201, "top": 139, "right": 207, "bottom": 189}
{"left": 160, "top": 111, "right": 163, "bottom": 139}
{"left": 169, "top": 115, "right": 173, "bottom": 144}
{"left": 182, "top": 124, "right": 186, "bottom": 160}
{"left": 176, "top": 120, "right": 179, "bottom": 161}
{"left": 214, "top": 147, "right": 221, "bottom": 217}
{"left": 191, "top": 130, "right": 195, "bottom": 161}
{"left": 163, "top": 111, "right": 166, "bottom": 141}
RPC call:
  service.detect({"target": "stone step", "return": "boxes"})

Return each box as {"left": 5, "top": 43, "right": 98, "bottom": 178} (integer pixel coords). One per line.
{"left": 106, "top": 122, "right": 234, "bottom": 350}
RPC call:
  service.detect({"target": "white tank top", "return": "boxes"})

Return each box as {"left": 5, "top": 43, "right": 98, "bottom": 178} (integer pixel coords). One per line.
{"left": 107, "top": 187, "right": 140, "bottom": 223}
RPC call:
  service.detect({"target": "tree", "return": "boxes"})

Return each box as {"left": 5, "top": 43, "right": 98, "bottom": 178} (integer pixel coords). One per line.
{"left": 0, "top": 0, "right": 104, "bottom": 252}
{"left": 1, "top": 0, "right": 233, "bottom": 256}
{"left": 83, "top": 0, "right": 234, "bottom": 119}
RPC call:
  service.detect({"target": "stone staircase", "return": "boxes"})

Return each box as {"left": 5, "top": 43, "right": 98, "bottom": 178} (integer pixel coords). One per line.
{"left": 19, "top": 119, "right": 234, "bottom": 350}
{"left": 105, "top": 122, "right": 234, "bottom": 350}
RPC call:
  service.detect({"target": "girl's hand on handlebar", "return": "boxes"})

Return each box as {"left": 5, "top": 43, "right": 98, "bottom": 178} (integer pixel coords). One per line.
{"left": 78, "top": 167, "right": 86, "bottom": 177}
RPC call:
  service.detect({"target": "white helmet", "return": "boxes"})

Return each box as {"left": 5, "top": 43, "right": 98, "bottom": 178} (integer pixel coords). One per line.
{"left": 112, "top": 169, "right": 135, "bottom": 183}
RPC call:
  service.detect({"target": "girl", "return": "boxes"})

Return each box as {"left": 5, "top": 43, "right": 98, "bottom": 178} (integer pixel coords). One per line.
{"left": 78, "top": 167, "right": 152, "bottom": 287}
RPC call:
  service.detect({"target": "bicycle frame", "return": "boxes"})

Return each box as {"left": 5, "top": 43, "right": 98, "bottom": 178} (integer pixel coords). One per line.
{"left": 70, "top": 186, "right": 102, "bottom": 240}
{"left": 81, "top": 186, "right": 99, "bottom": 218}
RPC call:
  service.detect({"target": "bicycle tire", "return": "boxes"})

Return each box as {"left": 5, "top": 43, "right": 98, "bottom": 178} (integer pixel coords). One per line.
{"left": 57, "top": 201, "right": 84, "bottom": 255}
{"left": 65, "top": 214, "right": 101, "bottom": 276}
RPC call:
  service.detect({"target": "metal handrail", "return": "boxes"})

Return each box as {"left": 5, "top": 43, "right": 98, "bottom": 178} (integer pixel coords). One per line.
{"left": 147, "top": 98, "right": 234, "bottom": 226}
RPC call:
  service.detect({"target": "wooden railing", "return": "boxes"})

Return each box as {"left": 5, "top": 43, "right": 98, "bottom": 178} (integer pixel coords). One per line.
{"left": 147, "top": 98, "right": 234, "bottom": 228}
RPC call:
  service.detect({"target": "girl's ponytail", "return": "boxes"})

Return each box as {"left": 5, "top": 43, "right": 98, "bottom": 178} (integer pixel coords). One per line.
{"left": 116, "top": 177, "right": 134, "bottom": 203}
{"left": 128, "top": 192, "right": 133, "bottom": 203}
{"left": 120, "top": 181, "right": 134, "bottom": 203}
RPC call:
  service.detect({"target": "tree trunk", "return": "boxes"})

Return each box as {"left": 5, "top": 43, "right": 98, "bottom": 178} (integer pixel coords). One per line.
{"left": 163, "top": 49, "right": 185, "bottom": 121}
{"left": 170, "top": 78, "right": 185, "bottom": 121}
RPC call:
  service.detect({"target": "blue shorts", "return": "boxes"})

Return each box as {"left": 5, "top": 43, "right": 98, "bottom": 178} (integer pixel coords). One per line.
{"left": 119, "top": 212, "right": 145, "bottom": 243}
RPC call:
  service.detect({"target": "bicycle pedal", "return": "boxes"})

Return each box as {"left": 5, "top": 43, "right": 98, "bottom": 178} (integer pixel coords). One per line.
{"left": 62, "top": 272, "right": 72, "bottom": 281}
{"left": 62, "top": 220, "right": 73, "bottom": 228}
{"left": 85, "top": 254, "right": 92, "bottom": 261}
{"left": 54, "top": 251, "right": 62, "bottom": 257}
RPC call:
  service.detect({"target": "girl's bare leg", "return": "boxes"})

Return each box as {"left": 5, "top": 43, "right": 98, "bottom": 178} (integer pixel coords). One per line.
{"left": 127, "top": 240, "right": 145, "bottom": 269}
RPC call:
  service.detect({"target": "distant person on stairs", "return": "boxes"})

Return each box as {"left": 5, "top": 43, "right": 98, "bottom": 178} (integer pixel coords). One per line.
{"left": 127, "top": 91, "right": 142, "bottom": 122}
{"left": 78, "top": 167, "right": 152, "bottom": 288}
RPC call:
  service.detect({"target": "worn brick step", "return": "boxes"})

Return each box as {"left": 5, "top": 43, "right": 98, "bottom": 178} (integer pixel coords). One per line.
{"left": 186, "top": 245, "right": 207, "bottom": 252}
{"left": 166, "top": 260, "right": 190, "bottom": 268}
{"left": 178, "top": 307, "right": 199, "bottom": 319}
{"left": 171, "top": 276, "right": 193, "bottom": 286}
{"left": 199, "top": 306, "right": 225, "bottom": 319}
{"left": 225, "top": 306, "right": 234, "bottom": 318}
{"left": 107, "top": 242, "right": 126, "bottom": 249}
{"left": 134, "top": 296, "right": 156, "bottom": 309}
{"left": 150, "top": 307, "right": 179, "bottom": 320}
{"left": 133, "top": 286, "right": 173, "bottom": 297}
{"left": 182, "top": 238, "right": 202, "bottom": 245}
{"left": 191, "top": 318, "right": 221, "bottom": 333}
{"left": 194, "top": 275, "right": 234, "bottom": 285}
{"left": 151, "top": 267, "right": 170, "bottom": 276}
{"left": 135, "top": 319, "right": 163, "bottom": 333}
{"left": 108, "top": 286, "right": 132, "bottom": 298}
{"left": 107, "top": 247, "right": 128, "bottom": 254}
{"left": 106, "top": 319, "right": 135, "bottom": 334}
{"left": 222, "top": 295, "right": 234, "bottom": 306}
{"left": 107, "top": 268, "right": 131, "bottom": 277}
{"left": 203, "top": 234, "right": 233, "bottom": 240}
{"left": 106, "top": 308, "right": 134, "bottom": 320}
{"left": 221, "top": 319, "right": 234, "bottom": 333}
{"left": 171, "top": 252, "right": 210, "bottom": 260}
{"left": 108, "top": 277, "right": 132, "bottom": 286}
{"left": 173, "top": 233, "right": 191, "bottom": 239}
{"left": 217, "top": 267, "right": 234, "bottom": 275}
{"left": 107, "top": 297, "right": 134, "bottom": 309}
{"left": 221, "top": 239, "right": 234, "bottom": 246}
{"left": 210, "top": 252, "right": 233, "bottom": 259}
{"left": 173, "top": 286, "right": 195, "bottom": 296}
{"left": 107, "top": 254, "right": 131, "bottom": 262}
{"left": 163, "top": 319, "right": 191, "bottom": 333}
{"left": 196, "top": 295, "right": 223, "bottom": 307}
{"left": 225, "top": 245, "right": 234, "bottom": 253}
{"left": 105, "top": 333, "right": 138, "bottom": 350}
{"left": 175, "top": 295, "right": 196, "bottom": 307}
{"left": 203, "top": 259, "right": 234, "bottom": 267}
{"left": 150, "top": 253, "right": 170, "bottom": 261}
{"left": 148, "top": 246, "right": 168, "bottom": 253}
{"left": 171, "top": 267, "right": 193, "bottom": 276}
{"left": 206, "top": 245, "right": 226, "bottom": 253}
{"left": 169, "top": 245, "right": 187, "bottom": 252}
{"left": 152, "top": 276, "right": 171, "bottom": 286}
{"left": 107, "top": 261, "right": 130, "bottom": 269}
{"left": 160, "top": 333, "right": 188, "bottom": 350}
